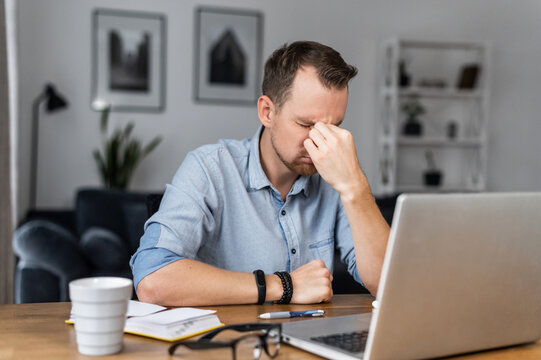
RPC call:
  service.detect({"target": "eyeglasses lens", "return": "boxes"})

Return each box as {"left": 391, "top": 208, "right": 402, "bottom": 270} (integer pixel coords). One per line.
{"left": 265, "top": 328, "right": 281, "bottom": 357}
{"left": 236, "top": 335, "right": 263, "bottom": 360}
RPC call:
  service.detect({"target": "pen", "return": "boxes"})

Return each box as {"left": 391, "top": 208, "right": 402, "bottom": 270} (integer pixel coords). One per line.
{"left": 258, "top": 310, "right": 325, "bottom": 319}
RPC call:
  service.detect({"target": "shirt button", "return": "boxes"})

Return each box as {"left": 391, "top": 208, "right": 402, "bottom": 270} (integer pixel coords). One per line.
{"left": 291, "top": 248, "right": 296, "bottom": 254}
{"left": 281, "top": 210, "right": 286, "bottom": 216}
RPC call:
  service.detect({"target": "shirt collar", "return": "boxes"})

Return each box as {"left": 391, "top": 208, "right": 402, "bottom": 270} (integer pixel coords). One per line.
{"left": 247, "top": 125, "right": 311, "bottom": 197}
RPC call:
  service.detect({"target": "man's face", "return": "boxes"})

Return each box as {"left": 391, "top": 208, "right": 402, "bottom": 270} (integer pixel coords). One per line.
{"left": 268, "top": 66, "right": 349, "bottom": 176}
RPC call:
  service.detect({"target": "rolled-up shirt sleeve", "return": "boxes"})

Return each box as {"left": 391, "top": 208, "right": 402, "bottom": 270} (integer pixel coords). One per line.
{"left": 129, "top": 149, "right": 222, "bottom": 290}
{"left": 129, "top": 223, "right": 184, "bottom": 289}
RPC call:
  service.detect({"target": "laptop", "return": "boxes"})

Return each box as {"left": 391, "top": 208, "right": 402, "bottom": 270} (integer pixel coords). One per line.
{"left": 282, "top": 193, "right": 541, "bottom": 359}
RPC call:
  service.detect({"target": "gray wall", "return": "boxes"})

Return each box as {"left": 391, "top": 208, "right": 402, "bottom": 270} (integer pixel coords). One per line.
{"left": 16, "top": 0, "right": 541, "bottom": 221}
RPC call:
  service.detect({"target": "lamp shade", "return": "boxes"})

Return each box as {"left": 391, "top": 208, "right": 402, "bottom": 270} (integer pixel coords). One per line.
{"left": 44, "top": 84, "right": 68, "bottom": 112}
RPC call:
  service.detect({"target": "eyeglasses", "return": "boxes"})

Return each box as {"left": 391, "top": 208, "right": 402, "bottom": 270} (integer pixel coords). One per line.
{"left": 168, "top": 322, "right": 281, "bottom": 360}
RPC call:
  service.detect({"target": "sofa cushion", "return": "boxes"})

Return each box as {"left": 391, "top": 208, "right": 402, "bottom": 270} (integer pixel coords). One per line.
{"left": 13, "top": 220, "right": 89, "bottom": 279}
{"left": 80, "top": 227, "right": 129, "bottom": 272}
{"left": 15, "top": 266, "right": 60, "bottom": 303}
{"left": 13, "top": 220, "right": 90, "bottom": 301}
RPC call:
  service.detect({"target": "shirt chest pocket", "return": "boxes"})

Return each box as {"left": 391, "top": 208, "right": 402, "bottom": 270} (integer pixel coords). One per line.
{"left": 308, "top": 234, "right": 334, "bottom": 271}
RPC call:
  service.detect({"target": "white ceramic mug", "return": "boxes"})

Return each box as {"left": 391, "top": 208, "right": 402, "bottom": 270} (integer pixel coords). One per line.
{"left": 69, "top": 277, "right": 133, "bottom": 356}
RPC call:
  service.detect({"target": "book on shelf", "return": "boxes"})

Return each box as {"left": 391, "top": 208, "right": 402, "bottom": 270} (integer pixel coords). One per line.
{"left": 67, "top": 300, "right": 224, "bottom": 342}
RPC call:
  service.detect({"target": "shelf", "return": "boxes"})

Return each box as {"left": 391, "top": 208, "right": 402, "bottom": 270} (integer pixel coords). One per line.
{"left": 397, "top": 137, "right": 483, "bottom": 147}
{"left": 398, "top": 39, "right": 485, "bottom": 51}
{"left": 382, "top": 87, "right": 483, "bottom": 99}
{"left": 376, "top": 38, "right": 489, "bottom": 196}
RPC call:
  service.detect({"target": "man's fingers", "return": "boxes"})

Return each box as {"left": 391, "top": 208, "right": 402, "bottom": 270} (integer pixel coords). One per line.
{"left": 308, "top": 128, "right": 327, "bottom": 148}
{"left": 327, "top": 124, "right": 342, "bottom": 134}
{"left": 314, "top": 122, "right": 338, "bottom": 137}
{"left": 303, "top": 138, "right": 318, "bottom": 156}
{"left": 291, "top": 259, "right": 334, "bottom": 304}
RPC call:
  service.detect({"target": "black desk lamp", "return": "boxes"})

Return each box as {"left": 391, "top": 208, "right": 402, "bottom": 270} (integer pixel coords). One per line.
{"left": 30, "top": 83, "right": 68, "bottom": 209}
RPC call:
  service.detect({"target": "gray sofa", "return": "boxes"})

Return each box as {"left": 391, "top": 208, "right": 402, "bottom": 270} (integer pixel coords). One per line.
{"left": 13, "top": 188, "right": 149, "bottom": 303}
{"left": 13, "top": 188, "right": 397, "bottom": 303}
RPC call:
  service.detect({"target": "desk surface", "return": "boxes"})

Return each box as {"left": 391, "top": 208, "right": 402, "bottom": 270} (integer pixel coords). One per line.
{"left": 1, "top": 295, "right": 540, "bottom": 359}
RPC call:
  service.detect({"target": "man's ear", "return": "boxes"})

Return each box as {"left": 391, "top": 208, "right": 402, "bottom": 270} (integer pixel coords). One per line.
{"left": 257, "top": 95, "right": 275, "bottom": 128}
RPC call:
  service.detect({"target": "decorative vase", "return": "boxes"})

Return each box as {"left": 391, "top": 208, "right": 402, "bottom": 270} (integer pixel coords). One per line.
{"left": 447, "top": 121, "right": 458, "bottom": 140}
{"left": 399, "top": 60, "right": 411, "bottom": 88}
{"left": 403, "top": 117, "right": 423, "bottom": 136}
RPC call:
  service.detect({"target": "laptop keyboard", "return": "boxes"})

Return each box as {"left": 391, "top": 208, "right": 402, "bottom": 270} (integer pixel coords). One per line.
{"left": 310, "top": 330, "right": 369, "bottom": 353}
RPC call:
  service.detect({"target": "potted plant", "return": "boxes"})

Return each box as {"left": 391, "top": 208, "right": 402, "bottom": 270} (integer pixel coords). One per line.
{"left": 93, "top": 107, "right": 162, "bottom": 190}
{"left": 401, "top": 94, "right": 425, "bottom": 136}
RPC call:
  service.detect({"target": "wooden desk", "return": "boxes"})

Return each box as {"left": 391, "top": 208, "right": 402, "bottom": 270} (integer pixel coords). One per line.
{"left": 1, "top": 295, "right": 540, "bottom": 359}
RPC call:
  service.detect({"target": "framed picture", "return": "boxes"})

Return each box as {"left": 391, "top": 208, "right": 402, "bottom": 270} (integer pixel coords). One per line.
{"left": 195, "top": 7, "right": 263, "bottom": 105}
{"left": 92, "top": 9, "right": 166, "bottom": 112}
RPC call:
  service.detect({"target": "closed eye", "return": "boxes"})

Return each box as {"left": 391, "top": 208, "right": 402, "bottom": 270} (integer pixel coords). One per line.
{"left": 298, "top": 123, "right": 311, "bottom": 128}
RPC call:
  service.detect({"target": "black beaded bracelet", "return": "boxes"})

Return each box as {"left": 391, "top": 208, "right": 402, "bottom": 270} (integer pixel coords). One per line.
{"left": 274, "top": 271, "right": 293, "bottom": 304}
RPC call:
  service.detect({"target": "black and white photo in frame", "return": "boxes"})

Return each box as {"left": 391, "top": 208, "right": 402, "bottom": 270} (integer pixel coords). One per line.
{"left": 92, "top": 9, "right": 165, "bottom": 111}
{"left": 195, "top": 7, "right": 263, "bottom": 104}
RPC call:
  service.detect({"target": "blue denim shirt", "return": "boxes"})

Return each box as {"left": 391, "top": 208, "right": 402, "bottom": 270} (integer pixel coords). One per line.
{"left": 130, "top": 126, "right": 361, "bottom": 289}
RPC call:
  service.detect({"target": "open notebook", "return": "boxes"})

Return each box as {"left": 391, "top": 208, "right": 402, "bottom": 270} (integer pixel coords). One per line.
{"left": 67, "top": 300, "right": 224, "bottom": 342}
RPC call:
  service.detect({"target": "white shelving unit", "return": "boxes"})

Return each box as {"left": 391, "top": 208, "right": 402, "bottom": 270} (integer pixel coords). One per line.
{"left": 376, "top": 38, "right": 490, "bottom": 195}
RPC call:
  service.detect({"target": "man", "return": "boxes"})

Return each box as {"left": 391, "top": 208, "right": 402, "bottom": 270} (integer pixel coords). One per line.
{"left": 130, "top": 41, "right": 390, "bottom": 306}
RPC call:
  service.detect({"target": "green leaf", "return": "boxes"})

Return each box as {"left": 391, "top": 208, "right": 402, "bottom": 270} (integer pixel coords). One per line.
{"left": 122, "top": 122, "right": 135, "bottom": 142}
{"left": 121, "top": 141, "right": 142, "bottom": 188}
{"left": 142, "top": 136, "right": 162, "bottom": 157}
{"left": 93, "top": 150, "right": 107, "bottom": 185}
{"left": 106, "top": 133, "right": 122, "bottom": 188}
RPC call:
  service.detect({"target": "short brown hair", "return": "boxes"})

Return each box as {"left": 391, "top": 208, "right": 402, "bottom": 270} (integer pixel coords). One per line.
{"left": 261, "top": 41, "right": 358, "bottom": 111}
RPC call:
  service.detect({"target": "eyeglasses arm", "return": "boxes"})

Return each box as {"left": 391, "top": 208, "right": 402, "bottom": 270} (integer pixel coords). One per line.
{"left": 168, "top": 340, "right": 231, "bottom": 355}
{"left": 198, "top": 322, "right": 278, "bottom": 341}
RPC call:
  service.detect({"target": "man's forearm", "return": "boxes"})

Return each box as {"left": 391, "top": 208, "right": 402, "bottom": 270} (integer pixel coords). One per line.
{"left": 341, "top": 187, "right": 390, "bottom": 296}
{"left": 136, "top": 259, "right": 284, "bottom": 306}
{"left": 302, "top": 122, "right": 389, "bottom": 294}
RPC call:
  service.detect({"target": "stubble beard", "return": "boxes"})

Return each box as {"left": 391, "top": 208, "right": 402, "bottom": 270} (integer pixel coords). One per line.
{"left": 270, "top": 131, "right": 317, "bottom": 176}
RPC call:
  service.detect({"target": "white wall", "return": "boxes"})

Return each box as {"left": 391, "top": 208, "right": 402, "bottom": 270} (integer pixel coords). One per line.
{"left": 16, "top": 0, "right": 541, "bottom": 221}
